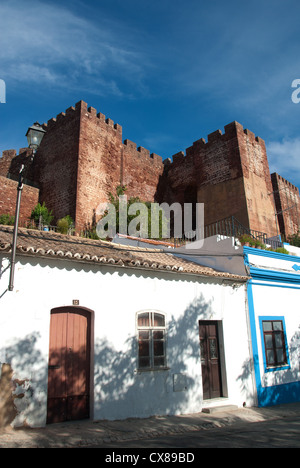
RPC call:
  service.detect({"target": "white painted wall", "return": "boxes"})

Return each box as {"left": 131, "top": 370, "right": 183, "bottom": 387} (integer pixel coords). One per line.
{"left": 172, "top": 236, "right": 247, "bottom": 276}
{"left": 283, "top": 243, "right": 300, "bottom": 256}
{"left": 247, "top": 250, "right": 300, "bottom": 274}
{"left": 0, "top": 254, "right": 255, "bottom": 427}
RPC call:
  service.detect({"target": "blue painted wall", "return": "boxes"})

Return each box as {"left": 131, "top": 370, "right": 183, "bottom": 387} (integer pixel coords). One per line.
{"left": 245, "top": 247, "right": 300, "bottom": 407}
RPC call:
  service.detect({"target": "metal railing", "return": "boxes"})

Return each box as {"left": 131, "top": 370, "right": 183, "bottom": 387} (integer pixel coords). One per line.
{"left": 175, "top": 216, "right": 282, "bottom": 250}
{"left": 4, "top": 215, "right": 283, "bottom": 249}
{"left": 203, "top": 216, "right": 282, "bottom": 250}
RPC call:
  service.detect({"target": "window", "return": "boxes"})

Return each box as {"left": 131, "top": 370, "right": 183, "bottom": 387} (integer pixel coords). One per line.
{"left": 137, "top": 311, "right": 166, "bottom": 369}
{"left": 261, "top": 320, "right": 288, "bottom": 369}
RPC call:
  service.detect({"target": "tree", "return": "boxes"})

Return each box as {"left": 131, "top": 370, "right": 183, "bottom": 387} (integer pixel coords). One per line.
{"left": 98, "top": 185, "right": 168, "bottom": 239}
{"left": 30, "top": 202, "right": 54, "bottom": 227}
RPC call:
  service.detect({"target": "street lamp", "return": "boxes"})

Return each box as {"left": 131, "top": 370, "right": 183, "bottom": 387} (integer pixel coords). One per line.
{"left": 26, "top": 122, "right": 47, "bottom": 153}
{"left": 8, "top": 122, "right": 46, "bottom": 291}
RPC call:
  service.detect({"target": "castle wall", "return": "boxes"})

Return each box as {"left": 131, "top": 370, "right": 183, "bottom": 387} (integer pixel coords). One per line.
{"left": 194, "top": 122, "right": 249, "bottom": 227}
{"left": 75, "top": 101, "right": 164, "bottom": 231}
{"left": 75, "top": 102, "right": 123, "bottom": 231}
{"left": 271, "top": 173, "right": 300, "bottom": 239}
{"left": 0, "top": 100, "right": 297, "bottom": 239}
{"left": 122, "top": 140, "right": 164, "bottom": 202}
{"left": 238, "top": 126, "right": 278, "bottom": 237}
{"left": 0, "top": 176, "right": 39, "bottom": 225}
{"left": 31, "top": 104, "right": 81, "bottom": 223}
{"left": 164, "top": 121, "right": 278, "bottom": 237}
{"left": 0, "top": 148, "right": 34, "bottom": 182}
{"left": 0, "top": 150, "right": 17, "bottom": 177}
{"left": 164, "top": 122, "right": 249, "bottom": 228}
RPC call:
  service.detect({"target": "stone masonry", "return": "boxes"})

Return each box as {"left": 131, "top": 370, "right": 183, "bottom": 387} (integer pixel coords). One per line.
{"left": 0, "top": 100, "right": 299, "bottom": 240}
{"left": 271, "top": 173, "right": 300, "bottom": 239}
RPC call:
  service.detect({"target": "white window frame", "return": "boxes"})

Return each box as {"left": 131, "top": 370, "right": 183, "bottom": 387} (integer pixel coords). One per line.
{"left": 136, "top": 311, "right": 167, "bottom": 371}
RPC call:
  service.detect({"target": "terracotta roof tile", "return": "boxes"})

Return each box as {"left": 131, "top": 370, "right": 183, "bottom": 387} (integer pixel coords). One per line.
{"left": 0, "top": 226, "right": 248, "bottom": 281}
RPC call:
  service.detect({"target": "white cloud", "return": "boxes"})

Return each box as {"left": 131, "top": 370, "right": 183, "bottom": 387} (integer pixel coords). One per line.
{"left": 0, "top": 0, "right": 149, "bottom": 97}
{"left": 267, "top": 138, "right": 300, "bottom": 187}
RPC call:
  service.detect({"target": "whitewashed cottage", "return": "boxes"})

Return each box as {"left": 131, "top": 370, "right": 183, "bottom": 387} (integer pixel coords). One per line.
{"left": 0, "top": 226, "right": 254, "bottom": 428}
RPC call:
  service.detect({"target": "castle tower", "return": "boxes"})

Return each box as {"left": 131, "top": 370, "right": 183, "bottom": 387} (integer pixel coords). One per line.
{"left": 271, "top": 173, "right": 300, "bottom": 239}
{"left": 0, "top": 101, "right": 164, "bottom": 232}
{"left": 162, "top": 121, "right": 279, "bottom": 238}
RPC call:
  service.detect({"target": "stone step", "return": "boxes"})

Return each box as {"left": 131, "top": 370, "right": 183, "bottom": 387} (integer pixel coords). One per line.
{"left": 202, "top": 405, "right": 239, "bottom": 414}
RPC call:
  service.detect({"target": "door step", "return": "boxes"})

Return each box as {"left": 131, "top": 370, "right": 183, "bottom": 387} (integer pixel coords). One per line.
{"left": 202, "top": 404, "right": 238, "bottom": 414}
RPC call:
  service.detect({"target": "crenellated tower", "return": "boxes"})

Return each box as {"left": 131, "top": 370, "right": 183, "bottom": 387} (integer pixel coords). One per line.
{"left": 271, "top": 173, "right": 300, "bottom": 239}
{"left": 0, "top": 101, "right": 164, "bottom": 232}
{"left": 161, "top": 121, "right": 279, "bottom": 238}
{"left": 0, "top": 100, "right": 298, "bottom": 239}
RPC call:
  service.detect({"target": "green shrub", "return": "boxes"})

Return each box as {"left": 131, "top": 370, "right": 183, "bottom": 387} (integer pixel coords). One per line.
{"left": 275, "top": 247, "right": 290, "bottom": 255}
{"left": 0, "top": 214, "right": 15, "bottom": 225}
{"left": 254, "top": 239, "right": 266, "bottom": 249}
{"left": 57, "top": 215, "right": 74, "bottom": 234}
{"left": 82, "top": 228, "right": 100, "bottom": 240}
{"left": 31, "top": 202, "right": 54, "bottom": 226}
{"left": 239, "top": 234, "right": 257, "bottom": 246}
{"left": 287, "top": 232, "right": 300, "bottom": 247}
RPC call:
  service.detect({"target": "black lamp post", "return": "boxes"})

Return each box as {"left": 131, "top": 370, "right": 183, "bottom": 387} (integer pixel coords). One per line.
{"left": 8, "top": 122, "right": 46, "bottom": 291}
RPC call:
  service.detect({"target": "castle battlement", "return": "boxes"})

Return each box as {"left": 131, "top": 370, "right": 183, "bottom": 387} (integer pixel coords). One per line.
{"left": 272, "top": 172, "right": 300, "bottom": 193}
{"left": 123, "top": 139, "right": 163, "bottom": 166}
{"left": 1, "top": 147, "right": 32, "bottom": 160}
{"left": 2, "top": 149, "right": 17, "bottom": 159}
{"left": 83, "top": 101, "right": 123, "bottom": 132}
{"left": 42, "top": 101, "right": 123, "bottom": 134}
{"left": 168, "top": 121, "right": 266, "bottom": 165}
{"left": 1, "top": 100, "right": 163, "bottom": 171}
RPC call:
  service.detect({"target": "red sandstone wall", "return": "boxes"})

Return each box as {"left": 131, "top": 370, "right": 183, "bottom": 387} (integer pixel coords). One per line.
{"left": 0, "top": 176, "right": 39, "bottom": 225}
{"left": 27, "top": 100, "right": 165, "bottom": 232}
{"left": 75, "top": 102, "right": 123, "bottom": 230}
{"left": 238, "top": 126, "right": 278, "bottom": 237}
{"left": 0, "top": 150, "right": 17, "bottom": 177}
{"left": 0, "top": 101, "right": 294, "bottom": 240}
{"left": 122, "top": 140, "right": 164, "bottom": 202}
{"left": 195, "top": 123, "right": 249, "bottom": 228}
{"left": 164, "top": 122, "right": 249, "bottom": 228}
{"left": 164, "top": 121, "right": 278, "bottom": 237}
{"left": 31, "top": 104, "right": 81, "bottom": 224}
{"left": 271, "top": 173, "right": 300, "bottom": 239}
{"left": 75, "top": 101, "right": 164, "bottom": 231}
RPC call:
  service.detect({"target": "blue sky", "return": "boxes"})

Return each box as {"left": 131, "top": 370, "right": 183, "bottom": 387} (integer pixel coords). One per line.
{"left": 0, "top": 0, "right": 300, "bottom": 188}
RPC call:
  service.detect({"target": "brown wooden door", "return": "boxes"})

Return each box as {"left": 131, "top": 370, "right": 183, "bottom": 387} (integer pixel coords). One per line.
{"left": 199, "top": 321, "right": 222, "bottom": 400}
{"left": 47, "top": 307, "right": 91, "bottom": 424}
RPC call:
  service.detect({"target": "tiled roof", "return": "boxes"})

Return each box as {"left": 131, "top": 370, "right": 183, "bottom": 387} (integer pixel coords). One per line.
{"left": 0, "top": 225, "right": 248, "bottom": 281}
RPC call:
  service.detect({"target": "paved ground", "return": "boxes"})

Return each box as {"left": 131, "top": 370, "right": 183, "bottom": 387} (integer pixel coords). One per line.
{"left": 0, "top": 402, "right": 300, "bottom": 448}
{"left": 102, "top": 413, "right": 300, "bottom": 448}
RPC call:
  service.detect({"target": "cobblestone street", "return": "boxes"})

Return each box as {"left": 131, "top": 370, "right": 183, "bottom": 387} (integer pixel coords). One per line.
{"left": 1, "top": 403, "right": 300, "bottom": 449}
